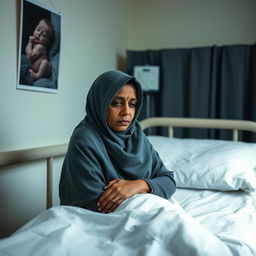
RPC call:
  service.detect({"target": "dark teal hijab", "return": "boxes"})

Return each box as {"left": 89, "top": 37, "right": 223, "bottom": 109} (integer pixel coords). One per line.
{"left": 86, "top": 70, "right": 143, "bottom": 142}
{"left": 59, "top": 70, "right": 175, "bottom": 211}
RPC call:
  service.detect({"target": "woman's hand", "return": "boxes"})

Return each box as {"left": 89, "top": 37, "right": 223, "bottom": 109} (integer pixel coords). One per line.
{"left": 97, "top": 179, "right": 150, "bottom": 213}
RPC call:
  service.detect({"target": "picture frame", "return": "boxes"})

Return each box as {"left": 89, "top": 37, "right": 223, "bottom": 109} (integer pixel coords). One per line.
{"left": 17, "top": 0, "right": 61, "bottom": 93}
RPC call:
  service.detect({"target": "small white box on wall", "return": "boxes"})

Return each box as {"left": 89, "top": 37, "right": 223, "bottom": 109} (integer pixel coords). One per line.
{"left": 134, "top": 66, "right": 159, "bottom": 92}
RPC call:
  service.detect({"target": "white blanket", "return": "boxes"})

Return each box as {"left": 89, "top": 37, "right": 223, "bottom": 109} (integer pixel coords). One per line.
{"left": 0, "top": 194, "right": 232, "bottom": 256}
{"left": 175, "top": 189, "right": 256, "bottom": 256}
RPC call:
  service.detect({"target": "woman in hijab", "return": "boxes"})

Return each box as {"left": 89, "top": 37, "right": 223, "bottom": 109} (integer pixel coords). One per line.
{"left": 59, "top": 70, "right": 176, "bottom": 213}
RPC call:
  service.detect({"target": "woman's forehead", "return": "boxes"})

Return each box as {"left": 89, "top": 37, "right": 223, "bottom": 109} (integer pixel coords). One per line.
{"left": 114, "top": 84, "right": 137, "bottom": 98}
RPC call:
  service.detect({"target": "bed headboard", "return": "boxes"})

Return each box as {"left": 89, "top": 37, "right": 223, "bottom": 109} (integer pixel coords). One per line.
{"left": 140, "top": 117, "right": 256, "bottom": 141}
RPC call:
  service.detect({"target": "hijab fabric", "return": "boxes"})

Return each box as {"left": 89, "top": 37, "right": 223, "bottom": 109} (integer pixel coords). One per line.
{"left": 59, "top": 70, "right": 175, "bottom": 211}
{"left": 85, "top": 70, "right": 147, "bottom": 177}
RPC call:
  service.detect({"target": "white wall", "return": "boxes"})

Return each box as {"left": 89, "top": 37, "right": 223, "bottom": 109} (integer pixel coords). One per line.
{"left": 1, "top": 0, "right": 255, "bottom": 238}
{"left": 0, "top": 0, "right": 130, "bottom": 152}
{"left": 129, "top": 0, "right": 256, "bottom": 49}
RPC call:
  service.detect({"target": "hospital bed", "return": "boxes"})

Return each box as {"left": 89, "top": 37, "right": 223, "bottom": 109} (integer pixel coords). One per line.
{"left": 0, "top": 117, "right": 256, "bottom": 256}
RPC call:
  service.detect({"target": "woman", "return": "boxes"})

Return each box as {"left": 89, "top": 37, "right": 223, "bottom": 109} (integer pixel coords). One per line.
{"left": 59, "top": 70, "right": 176, "bottom": 213}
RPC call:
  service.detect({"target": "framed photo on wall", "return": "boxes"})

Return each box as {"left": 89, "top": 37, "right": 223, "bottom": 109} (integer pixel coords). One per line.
{"left": 17, "top": 0, "right": 61, "bottom": 93}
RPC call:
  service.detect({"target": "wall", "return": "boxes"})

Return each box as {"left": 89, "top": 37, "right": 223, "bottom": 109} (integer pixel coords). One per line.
{"left": 129, "top": 0, "right": 256, "bottom": 49}
{"left": 0, "top": 0, "right": 130, "bottom": 152}
{"left": 0, "top": 0, "right": 131, "bottom": 238}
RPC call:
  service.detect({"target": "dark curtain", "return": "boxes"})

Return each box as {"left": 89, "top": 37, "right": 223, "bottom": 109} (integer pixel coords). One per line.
{"left": 127, "top": 44, "right": 256, "bottom": 142}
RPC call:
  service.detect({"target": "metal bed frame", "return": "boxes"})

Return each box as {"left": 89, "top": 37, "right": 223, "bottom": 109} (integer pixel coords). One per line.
{"left": 1, "top": 117, "right": 256, "bottom": 209}
{"left": 140, "top": 117, "right": 256, "bottom": 141}
{"left": 0, "top": 143, "right": 68, "bottom": 209}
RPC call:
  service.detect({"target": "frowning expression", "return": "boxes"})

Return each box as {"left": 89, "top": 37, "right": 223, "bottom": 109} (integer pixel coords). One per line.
{"left": 107, "top": 84, "right": 137, "bottom": 132}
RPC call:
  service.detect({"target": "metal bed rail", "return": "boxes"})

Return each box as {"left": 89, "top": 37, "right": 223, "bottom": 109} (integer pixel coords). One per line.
{"left": 140, "top": 117, "right": 256, "bottom": 141}
{"left": 1, "top": 117, "right": 256, "bottom": 209}
{"left": 0, "top": 143, "right": 68, "bottom": 209}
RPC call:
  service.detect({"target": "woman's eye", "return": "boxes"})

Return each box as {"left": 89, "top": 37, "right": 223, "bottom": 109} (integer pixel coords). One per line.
{"left": 110, "top": 100, "right": 137, "bottom": 108}
{"left": 129, "top": 103, "right": 137, "bottom": 108}
{"left": 111, "top": 101, "right": 122, "bottom": 107}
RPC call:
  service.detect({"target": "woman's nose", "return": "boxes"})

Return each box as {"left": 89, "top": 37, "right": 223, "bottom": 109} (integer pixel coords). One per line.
{"left": 121, "top": 103, "right": 131, "bottom": 115}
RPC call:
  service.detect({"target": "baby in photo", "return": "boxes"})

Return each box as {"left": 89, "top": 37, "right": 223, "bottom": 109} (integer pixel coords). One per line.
{"left": 25, "top": 19, "right": 54, "bottom": 81}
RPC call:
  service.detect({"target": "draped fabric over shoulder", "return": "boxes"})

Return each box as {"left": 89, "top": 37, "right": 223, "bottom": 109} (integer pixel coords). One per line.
{"left": 59, "top": 70, "right": 176, "bottom": 211}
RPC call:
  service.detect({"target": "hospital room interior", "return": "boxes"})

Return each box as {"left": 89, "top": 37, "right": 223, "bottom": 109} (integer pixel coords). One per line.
{"left": 0, "top": 0, "right": 256, "bottom": 255}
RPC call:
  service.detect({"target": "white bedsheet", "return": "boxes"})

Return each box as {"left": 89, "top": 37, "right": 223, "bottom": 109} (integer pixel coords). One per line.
{"left": 0, "top": 194, "right": 232, "bottom": 256}
{"left": 174, "top": 188, "right": 256, "bottom": 256}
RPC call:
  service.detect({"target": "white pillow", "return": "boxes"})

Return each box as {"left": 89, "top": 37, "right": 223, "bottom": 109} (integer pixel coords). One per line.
{"left": 148, "top": 136, "right": 256, "bottom": 192}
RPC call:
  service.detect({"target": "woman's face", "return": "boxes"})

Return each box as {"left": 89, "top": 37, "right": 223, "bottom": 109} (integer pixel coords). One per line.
{"left": 107, "top": 84, "right": 137, "bottom": 132}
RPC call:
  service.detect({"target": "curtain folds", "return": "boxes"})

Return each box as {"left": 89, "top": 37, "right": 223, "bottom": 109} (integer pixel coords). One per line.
{"left": 127, "top": 44, "right": 256, "bottom": 142}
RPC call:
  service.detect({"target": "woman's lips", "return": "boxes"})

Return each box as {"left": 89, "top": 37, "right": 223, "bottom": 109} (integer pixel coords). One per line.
{"left": 117, "top": 120, "right": 130, "bottom": 126}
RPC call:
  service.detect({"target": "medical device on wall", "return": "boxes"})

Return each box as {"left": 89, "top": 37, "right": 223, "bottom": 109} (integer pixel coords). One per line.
{"left": 134, "top": 66, "right": 160, "bottom": 92}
